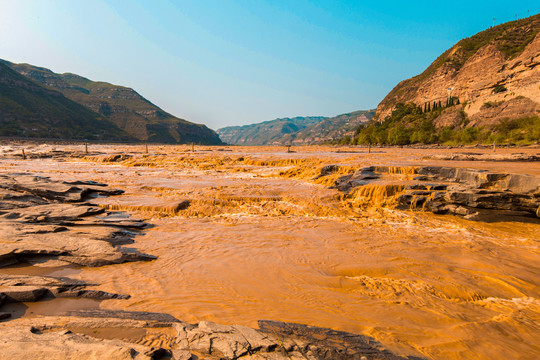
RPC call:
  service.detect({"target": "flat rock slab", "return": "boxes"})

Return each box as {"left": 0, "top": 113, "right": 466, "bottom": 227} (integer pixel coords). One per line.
{"left": 0, "top": 174, "right": 155, "bottom": 268}
{"left": 62, "top": 309, "right": 181, "bottom": 324}
{"left": 0, "top": 274, "right": 128, "bottom": 302}
{"left": 0, "top": 325, "right": 157, "bottom": 360}
{"left": 175, "top": 320, "right": 417, "bottom": 360}
{"left": 0, "top": 286, "right": 48, "bottom": 303}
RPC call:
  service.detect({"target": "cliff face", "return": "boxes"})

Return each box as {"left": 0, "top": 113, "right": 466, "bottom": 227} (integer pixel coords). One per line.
{"left": 0, "top": 61, "right": 132, "bottom": 141}
{"left": 2, "top": 60, "right": 222, "bottom": 144}
{"left": 376, "top": 14, "right": 540, "bottom": 126}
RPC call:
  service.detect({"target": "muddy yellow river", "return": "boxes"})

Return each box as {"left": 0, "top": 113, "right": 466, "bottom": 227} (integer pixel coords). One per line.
{"left": 1, "top": 144, "right": 539, "bottom": 359}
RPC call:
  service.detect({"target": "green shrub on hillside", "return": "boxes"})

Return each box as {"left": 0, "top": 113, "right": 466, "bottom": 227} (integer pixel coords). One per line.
{"left": 492, "top": 85, "right": 507, "bottom": 93}
{"left": 343, "top": 102, "right": 539, "bottom": 146}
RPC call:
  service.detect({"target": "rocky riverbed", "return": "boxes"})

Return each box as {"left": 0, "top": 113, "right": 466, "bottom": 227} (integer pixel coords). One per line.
{"left": 0, "top": 144, "right": 539, "bottom": 359}
{"left": 0, "top": 172, "right": 414, "bottom": 359}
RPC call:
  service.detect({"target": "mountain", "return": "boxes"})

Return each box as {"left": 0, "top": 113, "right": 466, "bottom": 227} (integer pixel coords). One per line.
{"left": 0, "top": 60, "right": 133, "bottom": 141}
{"left": 282, "top": 110, "right": 375, "bottom": 145}
{"left": 376, "top": 14, "right": 540, "bottom": 127}
{"left": 2, "top": 60, "right": 222, "bottom": 144}
{"left": 217, "top": 116, "right": 327, "bottom": 145}
{"left": 217, "top": 111, "right": 374, "bottom": 145}
{"left": 346, "top": 14, "right": 540, "bottom": 146}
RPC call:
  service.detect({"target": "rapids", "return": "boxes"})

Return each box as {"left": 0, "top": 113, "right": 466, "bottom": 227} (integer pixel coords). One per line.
{"left": 0, "top": 144, "right": 538, "bottom": 359}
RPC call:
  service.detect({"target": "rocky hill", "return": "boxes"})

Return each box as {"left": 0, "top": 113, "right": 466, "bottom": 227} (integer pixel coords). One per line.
{"left": 217, "top": 111, "right": 374, "bottom": 145}
{"left": 217, "top": 116, "right": 327, "bottom": 145}
{"left": 376, "top": 14, "right": 540, "bottom": 127}
{"left": 2, "top": 59, "right": 222, "bottom": 144}
{"left": 0, "top": 61, "right": 133, "bottom": 141}
{"left": 283, "top": 110, "right": 374, "bottom": 145}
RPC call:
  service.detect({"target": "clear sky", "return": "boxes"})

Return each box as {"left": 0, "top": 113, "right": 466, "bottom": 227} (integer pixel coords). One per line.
{"left": 0, "top": 1, "right": 538, "bottom": 129}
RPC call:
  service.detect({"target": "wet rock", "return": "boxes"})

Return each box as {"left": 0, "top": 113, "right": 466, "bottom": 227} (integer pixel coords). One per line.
{"left": 144, "top": 347, "right": 172, "bottom": 359}
{"left": 61, "top": 309, "right": 181, "bottom": 324}
{"left": 258, "top": 320, "right": 415, "bottom": 360}
{"left": 171, "top": 349, "right": 193, "bottom": 360}
{"left": 174, "top": 320, "right": 413, "bottom": 360}
{"left": 0, "top": 174, "right": 124, "bottom": 203}
{"left": 0, "top": 325, "right": 155, "bottom": 360}
{"left": 95, "top": 154, "right": 133, "bottom": 163}
{"left": 0, "top": 274, "right": 129, "bottom": 303}
{"left": 340, "top": 165, "right": 540, "bottom": 221}
{"left": 0, "top": 286, "right": 48, "bottom": 303}
{"left": 333, "top": 167, "right": 381, "bottom": 192}
{"left": 314, "top": 165, "right": 340, "bottom": 179}
{"left": 174, "top": 200, "right": 191, "bottom": 211}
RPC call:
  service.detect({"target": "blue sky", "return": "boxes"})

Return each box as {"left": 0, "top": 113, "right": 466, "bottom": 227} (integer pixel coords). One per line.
{"left": 0, "top": 1, "right": 538, "bottom": 129}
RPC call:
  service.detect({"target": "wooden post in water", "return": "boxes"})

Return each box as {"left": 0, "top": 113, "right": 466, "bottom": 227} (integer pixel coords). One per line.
{"left": 368, "top": 143, "right": 371, "bottom": 153}
{"left": 85, "top": 143, "right": 88, "bottom": 154}
{"left": 145, "top": 144, "right": 149, "bottom": 154}
{"left": 191, "top": 143, "right": 195, "bottom": 152}
{"left": 21, "top": 149, "right": 26, "bottom": 160}
{"left": 287, "top": 145, "right": 291, "bottom": 153}
{"left": 493, "top": 141, "right": 496, "bottom": 152}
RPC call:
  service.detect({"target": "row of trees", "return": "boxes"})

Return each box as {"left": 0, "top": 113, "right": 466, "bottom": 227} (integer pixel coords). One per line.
{"left": 423, "top": 96, "right": 460, "bottom": 113}
{"left": 338, "top": 102, "right": 539, "bottom": 146}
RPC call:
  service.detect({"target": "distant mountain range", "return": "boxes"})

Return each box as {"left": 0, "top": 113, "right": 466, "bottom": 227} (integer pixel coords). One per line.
{"left": 217, "top": 111, "right": 374, "bottom": 145}
{"left": 0, "top": 59, "right": 222, "bottom": 144}
{"left": 217, "top": 116, "right": 326, "bottom": 145}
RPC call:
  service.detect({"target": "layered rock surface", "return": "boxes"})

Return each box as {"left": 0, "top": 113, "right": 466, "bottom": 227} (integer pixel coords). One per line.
{"left": 0, "top": 174, "right": 154, "bottom": 268}
{"left": 327, "top": 165, "right": 540, "bottom": 220}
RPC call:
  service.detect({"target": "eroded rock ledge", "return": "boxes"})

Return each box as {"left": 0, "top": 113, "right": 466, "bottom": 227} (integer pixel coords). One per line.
{"left": 0, "top": 174, "right": 155, "bottom": 268}
{"left": 327, "top": 165, "right": 540, "bottom": 220}
{"left": 1, "top": 309, "right": 419, "bottom": 360}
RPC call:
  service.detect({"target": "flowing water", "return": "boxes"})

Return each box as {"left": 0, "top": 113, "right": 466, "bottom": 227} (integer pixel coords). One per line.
{"left": 1, "top": 144, "right": 539, "bottom": 359}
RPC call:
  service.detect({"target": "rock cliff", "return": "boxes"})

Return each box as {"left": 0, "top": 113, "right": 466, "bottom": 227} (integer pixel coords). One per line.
{"left": 375, "top": 14, "right": 540, "bottom": 126}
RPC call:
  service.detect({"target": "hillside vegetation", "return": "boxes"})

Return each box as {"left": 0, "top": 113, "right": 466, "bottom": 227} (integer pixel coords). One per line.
{"left": 349, "top": 102, "right": 539, "bottom": 145}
